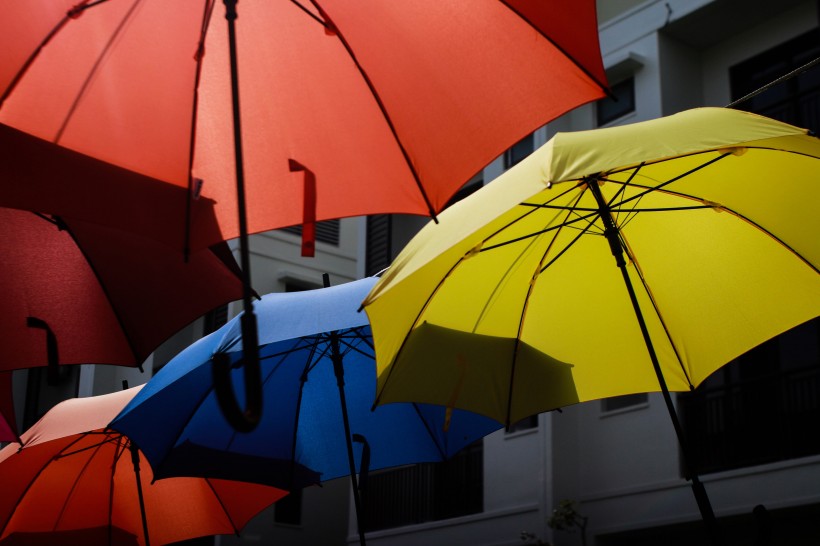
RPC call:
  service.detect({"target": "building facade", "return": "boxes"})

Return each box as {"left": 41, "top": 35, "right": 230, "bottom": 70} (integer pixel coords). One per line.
{"left": 357, "top": 1, "right": 820, "bottom": 545}
{"left": 7, "top": 1, "right": 818, "bottom": 545}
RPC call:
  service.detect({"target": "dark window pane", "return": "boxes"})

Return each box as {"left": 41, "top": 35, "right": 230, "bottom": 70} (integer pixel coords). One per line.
{"left": 365, "top": 214, "right": 392, "bottom": 277}
{"left": 507, "top": 414, "right": 538, "bottom": 432}
{"left": 202, "top": 304, "right": 228, "bottom": 336}
{"left": 602, "top": 393, "right": 648, "bottom": 413}
{"left": 504, "top": 133, "right": 534, "bottom": 169}
{"left": 730, "top": 28, "right": 820, "bottom": 129}
{"left": 596, "top": 77, "right": 635, "bottom": 126}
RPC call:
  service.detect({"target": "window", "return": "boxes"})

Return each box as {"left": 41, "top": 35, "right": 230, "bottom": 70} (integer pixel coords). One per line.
{"left": 507, "top": 414, "right": 538, "bottom": 433}
{"left": 601, "top": 393, "right": 648, "bottom": 413}
{"left": 504, "top": 133, "right": 534, "bottom": 169}
{"left": 444, "top": 179, "right": 483, "bottom": 210}
{"left": 365, "top": 215, "right": 392, "bottom": 277}
{"left": 361, "top": 440, "right": 483, "bottom": 531}
{"left": 596, "top": 77, "right": 635, "bottom": 126}
{"left": 274, "top": 488, "right": 302, "bottom": 526}
{"left": 202, "top": 304, "right": 228, "bottom": 336}
{"left": 680, "top": 318, "right": 820, "bottom": 473}
{"left": 279, "top": 219, "right": 341, "bottom": 246}
{"left": 729, "top": 28, "right": 820, "bottom": 128}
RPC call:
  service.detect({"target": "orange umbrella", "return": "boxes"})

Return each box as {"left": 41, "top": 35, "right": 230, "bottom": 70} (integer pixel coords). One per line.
{"left": 0, "top": 387, "right": 287, "bottom": 546}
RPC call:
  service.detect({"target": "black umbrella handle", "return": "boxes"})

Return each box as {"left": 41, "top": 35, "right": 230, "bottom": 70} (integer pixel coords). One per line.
{"left": 212, "top": 314, "right": 263, "bottom": 433}
{"left": 215, "top": 0, "right": 264, "bottom": 432}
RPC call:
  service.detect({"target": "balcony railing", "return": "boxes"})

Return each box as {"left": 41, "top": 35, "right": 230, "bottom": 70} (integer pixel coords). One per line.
{"left": 680, "top": 366, "right": 820, "bottom": 474}
{"left": 360, "top": 442, "right": 483, "bottom": 532}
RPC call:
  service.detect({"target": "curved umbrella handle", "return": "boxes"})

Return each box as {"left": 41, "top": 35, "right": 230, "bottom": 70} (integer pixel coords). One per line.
{"left": 212, "top": 313, "right": 263, "bottom": 432}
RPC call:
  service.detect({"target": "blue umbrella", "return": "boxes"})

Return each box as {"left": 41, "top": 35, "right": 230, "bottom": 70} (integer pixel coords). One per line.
{"left": 111, "top": 276, "right": 500, "bottom": 545}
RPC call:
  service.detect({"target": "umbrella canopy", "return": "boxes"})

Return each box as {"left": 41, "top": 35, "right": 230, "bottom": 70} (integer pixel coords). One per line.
{"left": 0, "top": 207, "right": 244, "bottom": 440}
{"left": 111, "top": 277, "right": 500, "bottom": 488}
{"left": 0, "top": 387, "right": 287, "bottom": 546}
{"left": 0, "top": 0, "right": 607, "bottom": 251}
{"left": 361, "top": 107, "right": 820, "bottom": 539}
{"left": 0, "top": 0, "right": 608, "bottom": 430}
{"left": 363, "top": 107, "right": 820, "bottom": 424}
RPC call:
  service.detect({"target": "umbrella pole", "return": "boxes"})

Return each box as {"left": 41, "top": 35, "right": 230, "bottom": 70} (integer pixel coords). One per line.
{"left": 214, "top": 0, "right": 263, "bottom": 433}
{"left": 588, "top": 180, "right": 722, "bottom": 545}
{"left": 325, "top": 276, "right": 368, "bottom": 546}
{"left": 129, "top": 442, "right": 151, "bottom": 546}
{"left": 330, "top": 336, "right": 368, "bottom": 546}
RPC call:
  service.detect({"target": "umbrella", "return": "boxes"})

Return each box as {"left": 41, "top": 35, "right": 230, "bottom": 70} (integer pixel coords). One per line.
{"left": 111, "top": 276, "right": 502, "bottom": 546}
{"left": 361, "top": 107, "right": 820, "bottom": 542}
{"left": 0, "top": 387, "right": 287, "bottom": 546}
{"left": 0, "top": 206, "right": 244, "bottom": 439}
{"left": 0, "top": 0, "right": 608, "bottom": 429}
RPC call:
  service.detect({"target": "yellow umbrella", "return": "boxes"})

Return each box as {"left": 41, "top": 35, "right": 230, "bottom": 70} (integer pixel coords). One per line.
{"left": 361, "top": 107, "right": 820, "bottom": 540}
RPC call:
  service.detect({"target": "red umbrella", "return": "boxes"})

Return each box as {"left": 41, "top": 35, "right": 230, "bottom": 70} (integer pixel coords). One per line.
{"left": 0, "top": 0, "right": 608, "bottom": 428}
{"left": 0, "top": 387, "right": 287, "bottom": 546}
{"left": 0, "top": 1, "right": 607, "bottom": 246}
{"left": 0, "top": 207, "right": 244, "bottom": 439}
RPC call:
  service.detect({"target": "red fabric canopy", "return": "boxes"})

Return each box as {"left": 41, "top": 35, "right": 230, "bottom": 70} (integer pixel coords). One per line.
{"left": 0, "top": 0, "right": 607, "bottom": 250}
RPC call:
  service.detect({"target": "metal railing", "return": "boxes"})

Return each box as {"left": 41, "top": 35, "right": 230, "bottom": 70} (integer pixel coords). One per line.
{"left": 360, "top": 442, "right": 483, "bottom": 532}
{"left": 680, "top": 366, "right": 820, "bottom": 474}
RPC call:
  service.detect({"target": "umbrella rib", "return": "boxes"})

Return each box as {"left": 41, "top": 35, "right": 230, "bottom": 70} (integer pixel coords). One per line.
{"left": 289, "top": 0, "right": 333, "bottom": 28}
{"left": 287, "top": 351, "right": 317, "bottom": 490}
{"left": 617, "top": 230, "right": 696, "bottom": 389}
{"left": 0, "top": 1, "right": 110, "bottom": 108}
{"left": 306, "top": 0, "right": 438, "bottom": 220}
{"left": 52, "top": 433, "right": 112, "bottom": 532}
{"left": 184, "top": 0, "right": 217, "bottom": 259}
{"left": 42, "top": 216, "right": 144, "bottom": 365}
{"left": 410, "top": 403, "right": 448, "bottom": 460}
{"left": 604, "top": 161, "right": 820, "bottom": 274}
{"left": 498, "top": 0, "right": 610, "bottom": 95}
{"left": 479, "top": 210, "right": 601, "bottom": 253}
{"left": 375, "top": 187, "right": 575, "bottom": 405}
{"left": 0, "top": 433, "right": 89, "bottom": 538}
{"left": 203, "top": 478, "right": 242, "bottom": 536}
{"left": 506, "top": 188, "right": 593, "bottom": 426}
{"left": 54, "top": 0, "right": 143, "bottom": 144}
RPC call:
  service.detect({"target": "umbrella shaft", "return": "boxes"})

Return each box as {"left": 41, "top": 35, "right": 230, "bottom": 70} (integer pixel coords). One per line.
{"left": 588, "top": 179, "right": 721, "bottom": 543}
{"left": 330, "top": 334, "right": 367, "bottom": 546}
{"left": 129, "top": 443, "right": 151, "bottom": 546}
{"left": 615, "top": 252, "right": 722, "bottom": 544}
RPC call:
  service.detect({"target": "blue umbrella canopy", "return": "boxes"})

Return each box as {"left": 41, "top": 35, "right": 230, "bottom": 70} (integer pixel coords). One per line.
{"left": 111, "top": 277, "right": 500, "bottom": 490}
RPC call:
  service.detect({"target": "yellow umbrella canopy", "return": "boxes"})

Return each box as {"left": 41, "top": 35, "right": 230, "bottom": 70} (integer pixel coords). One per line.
{"left": 362, "top": 107, "right": 820, "bottom": 427}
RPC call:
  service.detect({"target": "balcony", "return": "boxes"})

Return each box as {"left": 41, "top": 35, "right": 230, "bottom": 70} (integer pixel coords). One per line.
{"left": 680, "top": 364, "right": 820, "bottom": 474}
{"left": 360, "top": 442, "right": 483, "bottom": 532}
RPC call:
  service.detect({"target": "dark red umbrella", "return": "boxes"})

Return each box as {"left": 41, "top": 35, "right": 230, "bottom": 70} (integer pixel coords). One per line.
{"left": 0, "top": 207, "right": 245, "bottom": 438}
